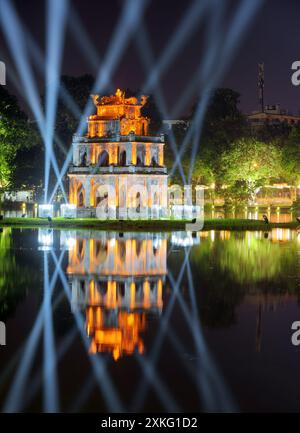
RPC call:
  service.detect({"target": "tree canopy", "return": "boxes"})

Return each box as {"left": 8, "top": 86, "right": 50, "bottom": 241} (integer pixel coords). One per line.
{"left": 218, "top": 138, "right": 283, "bottom": 203}
{"left": 168, "top": 87, "right": 300, "bottom": 204}
{"left": 0, "top": 86, "right": 40, "bottom": 191}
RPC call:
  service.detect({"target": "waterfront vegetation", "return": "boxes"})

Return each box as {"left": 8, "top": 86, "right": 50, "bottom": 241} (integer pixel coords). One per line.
{"left": 0, "top": 217, "right": 298, "bottom": 231}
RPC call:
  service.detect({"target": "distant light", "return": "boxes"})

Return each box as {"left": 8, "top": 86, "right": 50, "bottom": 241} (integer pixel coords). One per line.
{"left": 152, "top": 237, "right": 161, "bottom": 250}
{"left": 60, "top": 204, "right": 76, "bottom": 218}
{"left": 109, "top": 237, "right": 116, "bottom": 247}
{"left": 60, "top": 230, "right": 76, "bottom": 250}
{"left": 171, "top": 232, "right": 199, "bottom": 247}
{"left": 38, "top": 228, "right": 53, "bottom": 250}
{"left": 38, "top": 204, "right": 54, "bottom": 218}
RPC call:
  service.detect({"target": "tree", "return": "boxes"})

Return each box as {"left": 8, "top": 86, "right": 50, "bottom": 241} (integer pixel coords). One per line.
{"left": 254, "top": 120, "right": 292, "bottom": 143}
{"left": 203, "top": 87, "right": 242, "bottom": 120}
{"left": 191, "top": 88, "right": 249, "bottom": 153}
{"left": 140, "top": 93, "right": 163, "bottom": 135}
{"left": 164, "top": 122, "right": 188, "bottom": 182}
{"left": 55, "top": 74, "right": 95, "bottom": 162}
{"left": 186, "top": 148, "right": 215, "bottom": 187}
{"left": 281, "top": 124, "right": 300, "bottom": 186}
{"left": 176, "top": 88, "right": 249, "bottom": 187}
{"left": 11, "top": 140, "right": 44, "bottom": 190}
{"left": 219, "top": 138, "right": 283, "bottom": 203}
{"left": 0, "top": 87, "right": 39, "bottom": 192}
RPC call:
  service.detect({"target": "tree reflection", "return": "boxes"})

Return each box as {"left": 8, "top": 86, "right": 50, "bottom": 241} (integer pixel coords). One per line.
{"left": 180, "top": 230, "right": 300, "bottom": 328}
{"left": 217, "top": 232, "right": 296, "bottom": 285}
{"left": 0, "top": 228, "right": 37, "bottom": 320}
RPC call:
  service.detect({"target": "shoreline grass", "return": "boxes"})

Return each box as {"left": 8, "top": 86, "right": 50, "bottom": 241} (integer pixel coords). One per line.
{"left": 0, "top": 217, "right": 298, "bottom": 232}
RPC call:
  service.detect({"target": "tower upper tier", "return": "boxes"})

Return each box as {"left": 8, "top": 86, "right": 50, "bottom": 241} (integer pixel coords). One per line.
{"left": 88, "top": 88, "right": 150, "bottom": 137}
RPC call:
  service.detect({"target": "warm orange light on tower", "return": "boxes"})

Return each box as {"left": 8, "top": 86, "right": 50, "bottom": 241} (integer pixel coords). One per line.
{"left": 87, "top": 89, "right": 149, "bottom": 138}
{"left": 86, "top": 307, "right": 145, "bottom": 360}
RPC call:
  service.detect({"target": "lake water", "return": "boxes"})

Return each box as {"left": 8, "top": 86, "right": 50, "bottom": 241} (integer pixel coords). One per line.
{"left": 0, "top": 227, "right": 300, "bottom": 413}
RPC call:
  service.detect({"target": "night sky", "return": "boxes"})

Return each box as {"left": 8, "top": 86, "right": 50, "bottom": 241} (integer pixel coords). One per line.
{"left": 1, "top": 0, "right": 300, "bottom": 117}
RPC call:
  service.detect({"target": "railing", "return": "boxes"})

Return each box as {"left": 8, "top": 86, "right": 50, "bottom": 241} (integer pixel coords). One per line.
{"left": 68, "top": 165, "right": 167, "bottom": 174}
{"left": 72, "top": 133, "right": 164, "bottom": 143}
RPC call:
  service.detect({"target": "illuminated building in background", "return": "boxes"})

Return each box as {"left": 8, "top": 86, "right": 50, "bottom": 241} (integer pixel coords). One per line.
{"left": 68, "top": 89, "right": 168, "bottom": 219}
{"left": 248, "top": 104, "right": 300, "bottom": 129}
{"left": 67, "top": 231, "right": 167, "bottom": 360}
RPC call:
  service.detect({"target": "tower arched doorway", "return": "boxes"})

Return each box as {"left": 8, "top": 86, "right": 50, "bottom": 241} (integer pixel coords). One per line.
{"left": 77, "top": 183, "right": 85, "bottom": 207}
{"left": 136, "top": 147, "right": 144, "bottom": 166}
{"left": 136, "top": 192, "right": 141, "bottom": 213}
{"left": 96, "top": 189, "right": 108, "bottom": 209}
{"left": 119, "top": 150, "right": 126, "bottom": 166}
{"left": 98, "top": 150, "right": 109, "bottom": 167}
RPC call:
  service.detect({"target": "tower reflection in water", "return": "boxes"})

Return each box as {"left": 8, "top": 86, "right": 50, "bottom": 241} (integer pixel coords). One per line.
{"left": 64, "top": 231, "right": 167, "bottom": 361}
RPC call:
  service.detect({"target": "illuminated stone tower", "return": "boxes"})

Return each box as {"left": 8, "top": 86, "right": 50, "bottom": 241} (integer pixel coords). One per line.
{"left": 68, "top": 89, "right": 168, "bottom": 219}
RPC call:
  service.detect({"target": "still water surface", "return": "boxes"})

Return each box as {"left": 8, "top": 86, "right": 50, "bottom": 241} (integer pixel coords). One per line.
{"left": 0, "top": 227, "right": 300, "bottom": 412}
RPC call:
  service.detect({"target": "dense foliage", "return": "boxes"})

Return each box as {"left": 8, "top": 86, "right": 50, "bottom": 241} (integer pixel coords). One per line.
{"left": 0, "top": 87, "right": 41, "bottom": 192}
{"left": 167, "top": 88, "right": 300, "bottom": 204}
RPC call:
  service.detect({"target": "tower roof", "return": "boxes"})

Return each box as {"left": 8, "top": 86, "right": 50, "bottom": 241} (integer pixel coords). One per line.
{"left": 88, "top": 89, "right": 150, "bottom": 136}
{"left": 91, "top": 88, "right": 148, "bottom": 109}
